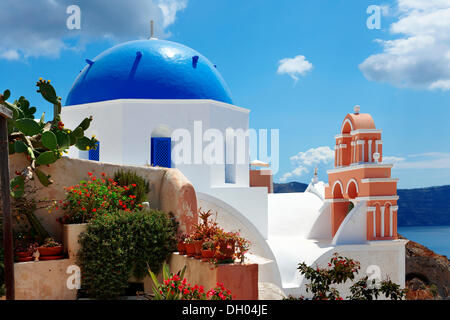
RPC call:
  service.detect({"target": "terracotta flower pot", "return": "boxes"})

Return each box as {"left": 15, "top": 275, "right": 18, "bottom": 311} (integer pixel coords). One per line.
{"left": 39, "top": 255, "right": 64, "bottom": 261}
{"left": 201, "top": 249, "right": 214, "bottom": 262}
{"left": 215, "top": 240, "right": 235, "bottom": 262}
{"left": 193, "top": 240, "right": 203, "bottom": 259}
{"left": 177, "top": 242, "right": 186, "bottom": 255}
{"left": 15, "top": 250, "right": 33, "bottom": 258}
{"left": 17, "top": 256, "right": 33, "bottom": 262}
{"left": 185, "top": 243, "right": 196, "bottom": 257}
{"left": 38, "top": 246, "right": 63, "bottom": 257}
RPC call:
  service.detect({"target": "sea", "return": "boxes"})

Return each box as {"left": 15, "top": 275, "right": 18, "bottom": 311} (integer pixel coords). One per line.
{"left": 398, "top": 226, "right": 450, "bottom": 259}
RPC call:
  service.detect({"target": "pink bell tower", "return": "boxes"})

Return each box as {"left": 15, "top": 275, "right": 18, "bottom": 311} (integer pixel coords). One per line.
{"left": 325, "top": 106, "right": 399, "bottom": 241}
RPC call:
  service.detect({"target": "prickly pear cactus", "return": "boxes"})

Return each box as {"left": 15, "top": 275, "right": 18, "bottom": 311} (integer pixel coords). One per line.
{"left": 1, "top": 79, "right": 98, "bottom": 198}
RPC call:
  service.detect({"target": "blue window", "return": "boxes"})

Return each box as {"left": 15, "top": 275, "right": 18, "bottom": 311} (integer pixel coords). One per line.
{"left": 89, "top": 141, "right": 100, "bottom": 161}
{"left": 151, "top": 137, "right": 171, "bottom": 168}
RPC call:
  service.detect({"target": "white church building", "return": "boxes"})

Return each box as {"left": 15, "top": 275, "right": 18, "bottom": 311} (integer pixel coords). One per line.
{"left": 62, "top": 36, "right": 407, "bottom": 298}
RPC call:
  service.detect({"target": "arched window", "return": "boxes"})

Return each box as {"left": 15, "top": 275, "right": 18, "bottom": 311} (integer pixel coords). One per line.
{"left": 332, "top": 180, "right": 344, "bottom": 198}
{"left": 346, "top": 179, "right": 359, "bottom": 199}
{"left": 89, "top": 141, "right": 100, "bottom": 161}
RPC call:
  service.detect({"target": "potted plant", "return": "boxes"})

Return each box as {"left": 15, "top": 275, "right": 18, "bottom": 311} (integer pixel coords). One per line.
{"left": 177, "top": 234, "right": 188, "bottom": 255}
{"left": 15, "top": 242, "right": 35, "bottom": 262}
{"left": 213, "top": 229, "right": 236, "bottom": 262}
{"left": 38, "top": 237, "right": 63, "bottom": 259}
{"left": 191, "top": 231, "right": 204, "bottom": 259}
{"left": 184, "top": 236, "right": 196, "bottom": 257}
{"left": 201, "top": 240, "right": 215, "bottom": 262}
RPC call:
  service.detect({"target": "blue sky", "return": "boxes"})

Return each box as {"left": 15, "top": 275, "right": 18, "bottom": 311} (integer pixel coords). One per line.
{"left": 1, "top": 0, "right": 449, "bottom": 188}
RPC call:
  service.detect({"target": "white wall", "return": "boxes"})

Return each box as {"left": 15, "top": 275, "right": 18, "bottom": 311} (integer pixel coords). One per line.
{"left": 62, "top": 100, "right": 125, "bottom": 163}
{"left": 209, "top": 186, "right": 268, "bottom": 239}
{"left": 268, "top": 193, "right": 324, "bottom": 238}
{"left": 197, "top": 192, "right": 282, "bottom": 287}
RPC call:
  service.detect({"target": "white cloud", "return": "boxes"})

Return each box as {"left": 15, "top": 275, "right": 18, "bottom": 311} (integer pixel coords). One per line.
{"left": 0, "top": 50, "right": 20, "bottom": 61}
{"left": 0, "top": 0, "right": 187, "bottom": 60}
{"left": 277, "top": 55, "right": 313, "bottom": 82}
{"left": 159, "top": 0, "right": 188, "bottom": 28}
{"left": 359, "top": 0, "right": 450, "bottom": 90}
{"left": 382, "top": 155, "right": 406, "bottom": 163}
{"left": 385, "top": 152, "right": 450, "bottom": 169}
{"left": 279, "top": 146, "right": 334, "bottom": 182}
{"left": 279, "top": 166, "right": 309, "bottom": 183}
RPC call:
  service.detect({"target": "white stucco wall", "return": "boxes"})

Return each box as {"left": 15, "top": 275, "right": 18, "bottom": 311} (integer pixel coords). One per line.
{"left": 197, "top": 192, "right": 282, "bottom": 287}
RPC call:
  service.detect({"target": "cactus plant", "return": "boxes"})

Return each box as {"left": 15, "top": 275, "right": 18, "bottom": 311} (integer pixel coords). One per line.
{"left": 0, "top": 79, "right": 98, "bottom": 198}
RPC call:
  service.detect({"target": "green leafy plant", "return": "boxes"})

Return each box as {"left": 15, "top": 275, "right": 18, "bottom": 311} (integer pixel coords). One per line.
{"left": 0, "top": 80, "right": 97, "bottom": 198}
{"left": 297, "top": 253, "right": 406, "bottom": 300}
{"left": 58, "top": 172, "right": 144, "bottom": 224}
{"left": 77, "top": 209, "right": 177, "bottom": 299}
{"left": 349, "top": 276, "right": 406, "bottom": 300}
{"left": 113, "top": 169, "right": 150, "bottom": 205}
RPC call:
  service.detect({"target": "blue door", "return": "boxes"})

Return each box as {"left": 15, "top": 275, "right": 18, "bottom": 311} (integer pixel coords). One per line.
{"left": 151, "top": 137, "right": 171, "bottom": 168}
{"left": 89, "top": 141, "right": 100, "bottom": 161}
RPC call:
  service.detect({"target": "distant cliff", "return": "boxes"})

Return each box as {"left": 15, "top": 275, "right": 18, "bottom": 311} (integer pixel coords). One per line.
{"left": 397, "top": 185, "right": 450, "bottom": 226}
{"left": 273, "top": 182, "right": 308, "bottom": 194}
{"left": 274, "top": 183, "right": 450, "bottom": 227}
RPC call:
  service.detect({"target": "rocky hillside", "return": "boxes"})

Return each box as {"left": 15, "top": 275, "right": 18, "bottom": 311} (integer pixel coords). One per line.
{"left": 400, "top": 234, "right": 450, "bottom": 299}
{"left": 274, "top": 182, "right": 450, "bottom": 226}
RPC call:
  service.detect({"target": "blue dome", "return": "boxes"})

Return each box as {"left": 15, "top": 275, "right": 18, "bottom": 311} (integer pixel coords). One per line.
{"left": 66, "top": 39, "right": 233, "bottom": 106}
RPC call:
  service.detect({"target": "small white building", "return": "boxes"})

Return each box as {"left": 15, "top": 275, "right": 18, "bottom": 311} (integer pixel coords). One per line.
{"left": 62, "top": 37, "right": 406, "bottom": 299}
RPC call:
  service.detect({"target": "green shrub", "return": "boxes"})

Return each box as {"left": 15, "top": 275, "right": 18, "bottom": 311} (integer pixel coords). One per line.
{"left": 77, "top": 209, "right": 177, "bottom": 299}
{"left": 113, "top": 169, "right": 150, "bottom": 205}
